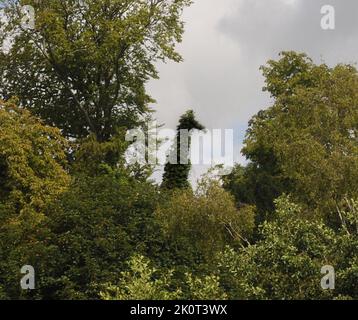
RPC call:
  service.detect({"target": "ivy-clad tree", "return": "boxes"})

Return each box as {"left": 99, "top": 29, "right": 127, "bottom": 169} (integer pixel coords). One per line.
{"left": 161, "top": 110, "right": 204, "bottom": 190}
{"left": 0, "top": 0, "right": 192, "bottom": 140}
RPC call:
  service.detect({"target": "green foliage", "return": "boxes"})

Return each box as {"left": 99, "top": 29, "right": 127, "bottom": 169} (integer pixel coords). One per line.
{"left": 100, "top": 254, "right": 181, "bottom": 300}
{"left": 0, "top": 0, "right": 192, "bottom": 140}
{"left": 184, "top": 273, "right": 227, "bottom": 300}
{"left": 156, "top": 178, "right": 255, "bottom": 267}
{"left": 223, "top": 163, "right": 287, "bottom": 221}
{"left": 34, "top": 171, "right": 162, "bottom": 299}
{"left": 0, "top": 99, "right": 69, "bottom": 299}
{"left": 260, "top": 51, "right": 315, "bottom": 98}
{"left": 226, "top": 51, "right": 358, "bottom": 221}
{"left": 215, "top": 196, "right": 358, "bottom": 300}
{"left": 1, "top": 29, "right": 357, "bottom": 300}
{"left": 70, "top": 132, "right": 129, "bottom": 176}
{"left": 100, "top": 254, "right": 227, "bottom": 300}
{"left": 0, "top": 99, "right": 69, "bottom": 212}
{"left": 161, "top": 110, "right": 205, "bottom": 190}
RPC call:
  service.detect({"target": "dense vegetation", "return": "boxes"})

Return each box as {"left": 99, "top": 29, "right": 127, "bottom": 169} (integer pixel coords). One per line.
{"left": 0, "top": 1, "right": 357, "bottom": 300}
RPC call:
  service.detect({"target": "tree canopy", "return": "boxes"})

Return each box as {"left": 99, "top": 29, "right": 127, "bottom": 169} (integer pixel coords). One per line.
{"left": 0, "top": 0, "right": 191, "bottom": 140}
{"left": 225, "top": 51, "right": 358, "bottom": 222}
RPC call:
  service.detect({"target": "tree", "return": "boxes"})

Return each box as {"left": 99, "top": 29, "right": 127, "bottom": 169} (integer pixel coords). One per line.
{"left": 0, "top": 99, "right": 69, "bottom": 299}
{"left": 0, "top": 103, "right": 163, "bottom": 299}
{"left": 156, "top": 178, "right": 255, "bottom": 268}
{"left": 0, "top": 99, "right": 69, "bottom": 215}
{"left": 223, "top": 163, "right": 288, "bottom": 222}
{"left": 32, "top": 170, "right": 163, "bottom": 299}
{"left": 100, "top": 254, "right": 227, "bottom": 300}
{"left": 161, "top": 110, "right": 204, "bottom": 190}
{"left": 100, "top": 254, "right": 182, "bottom": 300}
{"left": 215, "top": 196, "right": 358, "bottom": 300}
{"left": 0, "top": 0, "right": 192, "bottom": 140}
{"left": 227, "top": 51, "right": 358, "bottom": 221}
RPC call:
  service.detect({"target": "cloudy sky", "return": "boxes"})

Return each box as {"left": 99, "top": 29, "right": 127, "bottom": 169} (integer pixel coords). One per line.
{"left": 148, "top": 0, "right": 358, "bottom": 183}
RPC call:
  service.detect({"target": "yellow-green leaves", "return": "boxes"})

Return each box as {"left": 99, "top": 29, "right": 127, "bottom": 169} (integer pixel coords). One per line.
{"left": 0, "top": 99, "right": 69, "bottom": 216}
{"left": 156, "top": 179, "right": 255, "bottom": 261}
{"left": 243, "top": 52, "right": 358, "bottom": 219}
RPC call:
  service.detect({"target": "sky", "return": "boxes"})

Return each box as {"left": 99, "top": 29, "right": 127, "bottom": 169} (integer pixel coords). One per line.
{"left": 147, "top": 0, "right": 358, "bottom": 184}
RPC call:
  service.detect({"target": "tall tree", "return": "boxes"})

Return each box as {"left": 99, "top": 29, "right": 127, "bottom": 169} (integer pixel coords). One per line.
{"left": 228, "top": 51, "right": 358, "bottom": 221}
{"left": 161, "top": 110, "right": 204, "bottom": 190}
{"left": 0, "top": 0, "right": 191, "bottom": 140}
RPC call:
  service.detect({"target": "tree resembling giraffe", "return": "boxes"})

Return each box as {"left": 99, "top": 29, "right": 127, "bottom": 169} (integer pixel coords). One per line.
{"left": 161, "top": 110, "right": 205, "bottom": 190}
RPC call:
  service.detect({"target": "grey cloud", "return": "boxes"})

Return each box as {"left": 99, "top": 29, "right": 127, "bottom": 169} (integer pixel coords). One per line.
{"left": 148, "top": 0, "right": 358, "bottom": 182}
{"left": 219, "top": 0, "right": 358, "bottom": 65}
